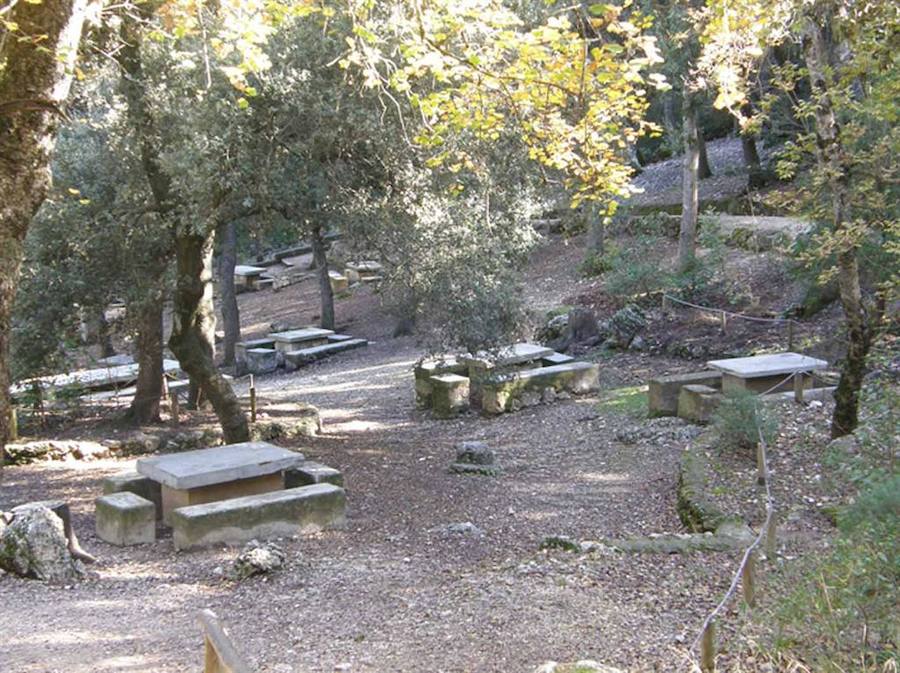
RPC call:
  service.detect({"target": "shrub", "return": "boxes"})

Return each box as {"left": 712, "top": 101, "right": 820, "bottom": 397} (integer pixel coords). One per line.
{"left": 773, "top": 475, "right": 900, "bottom": 671}
{"left": 603, "top": 234, "right": 673, "bottom": 300}
{"left": 711, "top": 391, "right": 778, "bottom": 451}
{"left": 578, "top": 243, "right": 620, "bottom": 278}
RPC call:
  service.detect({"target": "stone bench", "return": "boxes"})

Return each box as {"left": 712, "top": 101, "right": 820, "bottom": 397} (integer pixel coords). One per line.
{"left": 95, "top": 492, "right": 156, "bottom": 546}
{"left": 677, "top": 384, "right": 724, "bottom": 424}
{"left": 430, "top": 374, "right": 470, "bottom": 418}
{"left": 169, "top": 484, "right": 346, "bottom": 550}
{"left": 246, "top": 348, "right": 278, "bottom": 374}
{"left": 541, "top": 352, "right": 574, "bottom": 366}
{"left": 102, "top": 471, "right": 163, "bottom": 519}
{"left": 648, "top": 371, "right": 723, "bottom": 417}
{"left": 329, "top": 271, "right": 349, "bottom": 293}
{"left": 414, "top": 357, "right": 468, "bottom": 408}
{"left": 283, "top": 338, "right": 368, "bottom": 370}
{"left": 481, "top": 361, "right": 600, "bottom": 415}
{"left": 270, "top": 328, "right": 334, "bottom": 354}
{"left": 284, "top": 461, "right": 344, "bottom": 488}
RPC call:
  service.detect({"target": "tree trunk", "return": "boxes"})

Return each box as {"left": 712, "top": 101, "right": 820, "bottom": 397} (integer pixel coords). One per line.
{"left": 169, "top": 231, "right": 249, "bottom": 443}
{"left": 738, "top": 106, "right": 765, "bottom": 189}
{"left": 697, "top": 131, "right": 713, "bottom": 179}
{"left": 311, "top": 224, "right": 335, "bottom": 330}
{"left": 97, "top": 310, "right": 115, "bottom": 359}
{"left": 802, "top": 9, "right": 871, "bottom": 438}
{"left": 0, "top": 1, "right": 89, "bottom": 469}
{"left": 126, "top": 300, "right": 164, "bottom": 424}
{"left": 678, "top": 89, "right": 701, "bottom": 273}
{"left": 218, "top": 219, "right": 240, "bottom": 367}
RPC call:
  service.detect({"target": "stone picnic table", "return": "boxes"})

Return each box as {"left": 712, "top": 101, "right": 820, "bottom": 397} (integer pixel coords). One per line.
{"left": 707, "top": 352, "right": 828, "bottom": 395}
{"left": 460, "top": 342, "right": 555, "bottom": 370}
{"left": 270, "top": 327, "right": 334, "bottom": 354}
{"left": 233, "top": 265, "right": 268, "bottom": 290}
{"left": 136, "top": 442, "right": 304, "bottom": 523}
{"left": 10, "top": 359, "right": 181, "bottom": 399}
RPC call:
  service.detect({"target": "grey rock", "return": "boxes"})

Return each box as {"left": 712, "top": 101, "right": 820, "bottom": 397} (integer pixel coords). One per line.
{"left": 0, "top": 506, "right": 81, "bottom": 582}
{"left": 520, "top": 390, "right": 542, "bottom": 407}
{"left": 540, "top": 535, "right": 581, "bottom": 552}
{"left": 541, "top": 387, "right": 558, "bottom": 404}
{"left": 607, "top": 304, "right": 647, "bottom": 348}
{"left": 233, "top": 540, "right": 285, "bottom": 579}
{"left": 3, "top": 440, "right": 110, "bottom": 465}
{"left": 430, "top": 522, "right": 484, "bottom": 537}
{"left": 455, "top": 441, "right": 494, "bottom": 465}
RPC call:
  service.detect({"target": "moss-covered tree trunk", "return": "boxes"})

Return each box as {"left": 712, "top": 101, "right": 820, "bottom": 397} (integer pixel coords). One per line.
{"left": 169, "top": 231, "right": 249, "bottom": 443}
{"left": 678, "top": 90, "right": 701, "bottom": 273}
{"left": 311, "top": 223, "right": 335, "bottom": 331}
{"left": 802, "top": 8, "right": 872, "bottom": 438}
{"left": 218, "top": 219, "right": 240, "bottom": 367}
{"left": 0, "top": 1, "right": 88, "bottom": 469}
{"left": 126, "top": 301, "right": 163, "bottom": 424}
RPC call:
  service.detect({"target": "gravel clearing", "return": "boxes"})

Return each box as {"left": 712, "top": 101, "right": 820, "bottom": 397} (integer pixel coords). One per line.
{"left": 0, "top": 213, "right": 841, "bottom": 673}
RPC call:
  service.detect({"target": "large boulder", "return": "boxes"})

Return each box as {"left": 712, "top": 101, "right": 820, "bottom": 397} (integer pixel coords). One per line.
{"left": 605, "top": 304, "right": 647, "bottom": 349}
{"left": 0, "top": 506, "right": 81, "bottom": 582}
{"left": 551, "top": 307, "right": 602, "bottom": 352}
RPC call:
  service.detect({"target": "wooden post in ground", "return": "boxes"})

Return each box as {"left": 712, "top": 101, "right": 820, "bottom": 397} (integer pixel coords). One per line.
{"left": 756, "top": 443, "right": 767, "bottom": 485}
{"left": 198, "top": 609, "right": 252, "bottom": 673}
{"left": 742, "top": 553, "right": 756, "bottom": 607}
{"left": 249, "top": 375, "right": 257, "bottom": 424}
{"left": 793, "top": 373, "right": 805, "bottom": 404}
{"left": 720, "top": 311, "right": 727, "bottom": 333}
{"left": 766, "top": 515, "right": 777, "bottom": 559}
{"left": 9, "top": 406, "right": 18, "bottom": 442}
{"left": 787, "top": 320, "right": 795, "bottom": 350}
{"left": 169, "top": 391, "right": 180, "bottom": 425}
{"left": 700, "top": 620, "right": 716, "bottom": 672}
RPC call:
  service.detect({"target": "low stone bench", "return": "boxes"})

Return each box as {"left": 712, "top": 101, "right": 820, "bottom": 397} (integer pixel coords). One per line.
{"left": 95, "top": 492, "right": 156, "bottom": 546}
{"left": 256, "top": 277, "right": 274, "bottom": 291}
{"left": 431, "top": 374, "right": 470, "bottom": 418}
{"left": 283, "top": 338, "right": 368, "bottom": 370}
{"left": 102, "top": 471, "right": 163, "bottom": 520}
{"left": 677, "top": 384, "right": 724, "bottom": 424}
{"left": 285, "top": 461, "right": 344, "bottom": 488}
{"left": 541, "top": 352, "right": 574, "bottom": 366}
{"left": 329, "top": 271, "right": 349, "bottom": 293}
{"left": 648, "top": 371, "right": 722, "bottom": 417}
{"left": 414, "top": 357, "right": 468, "bottom": 408}
{"left": 246, "top": 348, "right": 278, "bottom": 374}
{"left": 170, "top": 484, "right": 346, "bottom": 551}
{"left": 482, "top": 361, "right": 600, "bottom": 415}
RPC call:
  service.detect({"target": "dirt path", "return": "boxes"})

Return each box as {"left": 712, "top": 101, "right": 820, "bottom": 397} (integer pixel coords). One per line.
{"left": 0, "top": 319, "right": 745, "bottom": 673}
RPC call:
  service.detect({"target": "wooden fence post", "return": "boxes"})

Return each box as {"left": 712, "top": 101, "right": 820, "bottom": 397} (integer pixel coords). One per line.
{"left": 170, "top": 391, "right": 180, "bottom": 425}
{"left": 766, "top": 516, "right": 777, "bottom": 559}
{"left": 793, "top": 373, "right": 805, "bottom": 404}
{"left": 249, "top": 375, "right": 257, "bottom": 424}
{"left": 701, "top": 620, "right": 716, "bottom": 672}
{"left": 742, "top": 553, "right": 756, "bottom": 607}
{"left": 756, "top": 443, "right": 767, "bottom": 485}
{"left": 720, "top": 311, "right": 727, "bottom": 333}
{"left": 787, "top": 320, "right": 795, "bottom": 351}
{"left": 9, "top": 406, "right": 18, "bottom": 442}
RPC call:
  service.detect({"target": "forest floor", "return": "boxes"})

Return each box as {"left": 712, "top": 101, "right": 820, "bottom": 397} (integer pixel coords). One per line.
{"left": 0, "top": 141, "right": 856, "bottom": 673}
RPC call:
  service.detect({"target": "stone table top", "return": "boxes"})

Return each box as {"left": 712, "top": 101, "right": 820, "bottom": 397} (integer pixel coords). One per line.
{"left": 136, "top": 442, "right": 304, "bottom": 490}
{"left": 707, "top": 352, "right": 828, "bottom": 378}
{"left": 269, "top": 327, "right": 334, "bottom": 344}
{"left": 461, "top": 342, "right": 554, "bottom": 368}
{"left": 234, "top": 265, "right": 267, "bottom": 277}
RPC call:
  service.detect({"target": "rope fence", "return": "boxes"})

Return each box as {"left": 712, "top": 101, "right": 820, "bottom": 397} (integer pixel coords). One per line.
{"left": 691, "top": 376, "right": 791, "bottom": 671}
{"left": 661, "top": 293, "right": 803, "bottom": 350}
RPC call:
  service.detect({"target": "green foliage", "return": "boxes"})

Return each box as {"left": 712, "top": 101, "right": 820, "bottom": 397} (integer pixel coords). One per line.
{"left": 774, "top": 474, "right": 900, "bottom": 671}
{"left": 711, "top": 390, "right": 778, "bottom": 451}
{"left": 603, "top": 234, "right": 672, "bottom": 300}
{"left": 578, "top": 244, "right": 620, "bottom": 278}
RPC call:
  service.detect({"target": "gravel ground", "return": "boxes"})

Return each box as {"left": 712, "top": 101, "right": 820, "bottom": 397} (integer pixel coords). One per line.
{"left": 0, "top": 193, "right": 842, "bottom": 673}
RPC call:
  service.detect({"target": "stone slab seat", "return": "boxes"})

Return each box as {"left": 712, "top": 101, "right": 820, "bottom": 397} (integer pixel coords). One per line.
{"left": 284, "top": 461, "right": 344, "bottom": 488}
{"left": 542, "top": 352, "right": 574, "bottom": 366}
{"left": 414, "top": 357, "right": 469, "bottom": 409}
{"left": 481, "top": 361, "right": 600, "bottom": 415}
{"left": 284, "top": 339, "right": 368, "bottom": 369}
{"left": 95, "top": 492, "right": 156, "bottom": 546}
{"left": 102, "top": 471, "right": 163, "bottom": 520}
{"left": 169, "top": 484, "right": 347, "bottom": 550}
{"left": 648, "top": 371, "right": 723, "bottom": 417}
{"left": 677, "top": 384, "right": 724, "bottom": 424}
